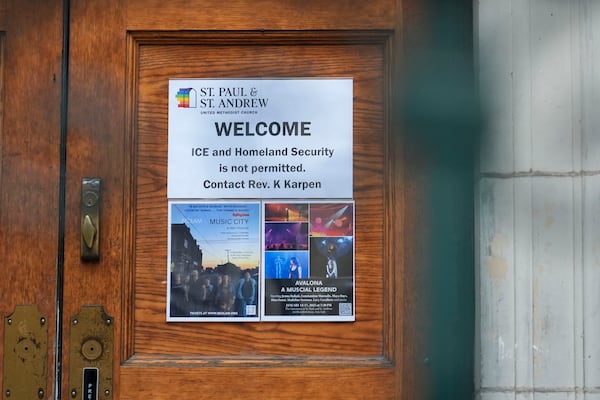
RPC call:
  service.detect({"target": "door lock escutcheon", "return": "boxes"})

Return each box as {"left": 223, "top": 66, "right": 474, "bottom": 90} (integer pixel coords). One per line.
{"left": 2, "top": 305, "right": 48, "bottom": 400}
{"left": 81, "top": 178, "right": 101, "bottom": 262}
{"left": 69, "top": 306, "right": 113, "bottom": 400}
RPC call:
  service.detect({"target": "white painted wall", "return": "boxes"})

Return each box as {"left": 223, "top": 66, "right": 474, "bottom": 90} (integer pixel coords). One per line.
{"left": 476, "top": 0, "right": 600, "bottom": 398}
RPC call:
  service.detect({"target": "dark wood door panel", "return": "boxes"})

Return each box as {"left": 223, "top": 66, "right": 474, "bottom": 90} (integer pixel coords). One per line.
{"left": 0, "top": 0, "right": 440, "bottom": 398}
{"left": 125, "top": 0, "right": 395, "bottom": 31}
{"left": 128, "top": 33, "right": 390, "bottom": 359}
{"left": 64, "top": 1, "right": 406, "bottom": 398}
{"left": 121, "top": 366, "right": 395, "bottom": 399}
{"left": 0, "top": 1, "right": 63, "bottom": 395}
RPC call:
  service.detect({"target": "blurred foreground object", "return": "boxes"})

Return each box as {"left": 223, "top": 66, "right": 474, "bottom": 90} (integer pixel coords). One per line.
{"left": 398, "top": 1, "right": 483, "bottom": 399}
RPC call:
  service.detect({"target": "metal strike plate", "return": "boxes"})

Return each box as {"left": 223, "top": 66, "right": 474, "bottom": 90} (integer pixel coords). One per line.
{"left": 3, "top": 305, "right": 48, "bottom": 400}
{"left": 81, "top": 178, "right": 101, "bottom": 262}
{"left": 69, "top": 306, "right": 113, "bottom": 400}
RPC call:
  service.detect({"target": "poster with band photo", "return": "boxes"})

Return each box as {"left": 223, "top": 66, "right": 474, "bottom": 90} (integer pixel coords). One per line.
{"left": 261, "top": 201, "right": 355, "bottom": 322}
{"left": 167, "top": 201, "right": 261, "bottom": 322}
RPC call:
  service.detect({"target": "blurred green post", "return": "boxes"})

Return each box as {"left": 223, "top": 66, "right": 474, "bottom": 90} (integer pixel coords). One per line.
{"left": 398, "top": 1, "right": 481, "bottom": 399}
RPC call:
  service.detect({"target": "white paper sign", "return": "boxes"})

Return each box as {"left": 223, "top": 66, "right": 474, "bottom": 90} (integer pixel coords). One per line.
{"left": 168, "top": 79, "right": 353, "bottom": 199}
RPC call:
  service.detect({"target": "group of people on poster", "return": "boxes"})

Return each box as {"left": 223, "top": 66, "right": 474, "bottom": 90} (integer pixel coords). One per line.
{"left": 170, "top": 269, "right": 257, "bottom": 317}
{"left": 167, "top": 78, "right": 355, "bottom": 321}
{"left": 167, "top": 201, "right": 354, "bottom": 321}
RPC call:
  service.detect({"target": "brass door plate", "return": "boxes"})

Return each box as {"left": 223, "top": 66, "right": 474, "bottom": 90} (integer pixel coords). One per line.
{"left": 69, "top": 306, "right": 113, "bottom": 400}
{"left": 3, "top": 305, "right": 48, "bottom": 400}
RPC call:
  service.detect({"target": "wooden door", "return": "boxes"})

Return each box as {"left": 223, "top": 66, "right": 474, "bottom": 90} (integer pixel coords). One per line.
{"left": 3, "top": 1, "right": 420, "bottom": 399}
{"left": 0, "top": 2, "right": 63, "bottom": 399}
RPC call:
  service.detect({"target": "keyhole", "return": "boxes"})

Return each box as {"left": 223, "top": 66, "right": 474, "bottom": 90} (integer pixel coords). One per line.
{"left": 81, "top": 339, "right": 103, "bottom": 361}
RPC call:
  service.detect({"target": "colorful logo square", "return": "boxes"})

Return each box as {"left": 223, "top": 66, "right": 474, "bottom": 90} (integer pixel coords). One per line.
{"left": 176, "top": 88, "right": 197, "bottom": 108}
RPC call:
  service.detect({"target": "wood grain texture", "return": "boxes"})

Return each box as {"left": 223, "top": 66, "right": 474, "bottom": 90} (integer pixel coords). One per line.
{"left": 120, "top": 366, "right": 395, "bottom": 399}
{"left": 62, "top": 0, "right": 127, "bottom": 397}
{"left": 126, "top": 31, "right": 395, "bottom": 397}
{"left": 0, "top": 0, "right": 62, "bottom": 395}
{"left": 64, "top": 1, "right": 414, "bottom": 398}
{"left": 0, "top": 0, "right": 451, "bottom": 398}
{"left": 126, "top": 0, "right": 395, "bottom": 31}
{"left": 0, "top": 2, "right": 5, "bottom": 31}
{"left": 130, "top": 33, "right": 388, "bottom": 357}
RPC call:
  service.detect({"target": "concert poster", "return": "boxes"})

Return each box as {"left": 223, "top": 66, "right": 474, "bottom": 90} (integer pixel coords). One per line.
{"left": 167, "top": 201, "right": 261, "bottom": 322}
{"left": 261, "top": 201, "right": 355, "bottom": 322}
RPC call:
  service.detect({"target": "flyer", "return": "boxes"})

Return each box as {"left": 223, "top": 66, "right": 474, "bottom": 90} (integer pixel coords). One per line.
{"left": 166, "top": 78, "right": 356, "bottom": 323}
{"left": 261, "top": 201, "right": 355, "bottom": 322}
{"left": 167, "top": 201, "right": 261, "bottom": 322}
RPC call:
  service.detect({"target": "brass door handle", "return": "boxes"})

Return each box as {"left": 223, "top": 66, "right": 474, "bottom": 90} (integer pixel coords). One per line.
{"left": 81, "top": 178, "right": 101, "bottom": 261}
